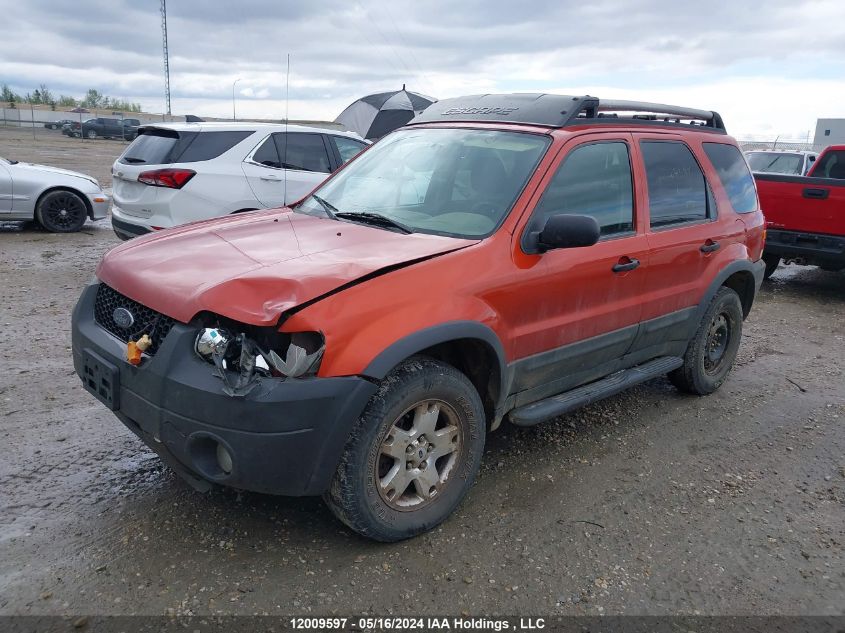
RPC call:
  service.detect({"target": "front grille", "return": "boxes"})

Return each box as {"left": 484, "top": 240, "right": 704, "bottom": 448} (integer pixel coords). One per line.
{"left": 94, "top": 284, "right": 176, "bottom": 355}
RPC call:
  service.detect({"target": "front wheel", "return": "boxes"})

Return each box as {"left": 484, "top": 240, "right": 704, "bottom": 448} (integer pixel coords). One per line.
{"left": 324, "top": 358, "right": 486, "bottom": 542}
{"left": 669, "top": 287, "right": 743, "bottom": 395}
{"left": 86, "top": 129, "right": 97, "bottom": 139}
{"left": 36, "top": 190, "right": 88, "bottom": 232}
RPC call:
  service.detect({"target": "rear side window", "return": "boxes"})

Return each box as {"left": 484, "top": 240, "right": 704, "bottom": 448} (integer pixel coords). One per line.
{"left": 276, "top": 133, "right": 331, "bottom": 173}
{"left": 119, "top": 130, "right": 249, "bottom": 165}
{"left": 703, "top": 143, "right": 757, "bottom": 213}
{"left": 641, "top": 141, "right": 708, "bottom": 228}
{"left": 252, "top": 136, "right": 281, "bottom": 167}
{"left": 530, "top": 141, "right": 634, "bottom": 236}
{"left": 332, "top": 136, "right": 367, "bottom": 163}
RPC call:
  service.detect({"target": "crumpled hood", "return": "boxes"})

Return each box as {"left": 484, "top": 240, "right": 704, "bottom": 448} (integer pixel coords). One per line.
{"left": 97, "top": 209, "right": 477, "bottom": 325}
{"left": 16, "top": 162, "right": 99, "bottom": 186}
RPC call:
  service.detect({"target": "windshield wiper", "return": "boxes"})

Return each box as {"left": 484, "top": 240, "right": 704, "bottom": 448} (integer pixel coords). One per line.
{"left": 122, "top": 157, "right": 146, "bottom": 164}
{"left": 309, "top": 194, "right": 338, "bottom": 219}
{"left": 335, "top": 211, "right": 413, "bottom": 234}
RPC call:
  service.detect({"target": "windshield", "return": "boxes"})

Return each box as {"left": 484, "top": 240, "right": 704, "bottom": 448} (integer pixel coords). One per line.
{"left": 296, "top": 128, "right": 550, "bottom": 238}
{"left": 746, "top": 152, "right": 804, "bottom": 175}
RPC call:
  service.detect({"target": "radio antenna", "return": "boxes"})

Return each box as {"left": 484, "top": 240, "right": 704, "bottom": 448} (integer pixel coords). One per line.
{"left": 283, "top": 53, "right": 290, "bottom": 205}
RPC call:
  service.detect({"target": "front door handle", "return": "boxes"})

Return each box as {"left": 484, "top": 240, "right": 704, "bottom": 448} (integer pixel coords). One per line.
{"left": 612, "top": 257, "right": 640, "bottom": 273}
{"left": 700, "top": 240, "right": 720, "bottom": 253}
{"left": 260, "top": 175, "right": 281, "bottom": 181}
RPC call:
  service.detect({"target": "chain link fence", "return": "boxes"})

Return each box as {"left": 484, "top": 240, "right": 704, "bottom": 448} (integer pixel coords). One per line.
{"left": 737, "top": 139, "right": 827, "bottom": 153}
{"left": 1, "top": 103, "right": 183, "bottom": 145}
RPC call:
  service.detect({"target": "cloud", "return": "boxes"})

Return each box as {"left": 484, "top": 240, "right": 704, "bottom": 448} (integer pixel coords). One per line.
{"left": 1, "top": 0, "right": 843, "bottom": 136}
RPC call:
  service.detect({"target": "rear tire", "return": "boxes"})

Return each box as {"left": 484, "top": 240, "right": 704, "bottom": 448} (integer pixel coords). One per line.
{"left": 35, "top": 190, "right": 88, "bottom": 233}
{"left": 324, "top": 357, "right": 486, "bottom": 542}
{"left": 762, "top": 254, "right": 780, "bottom": 279}
{"left": 669, "top": 287, "right": 743, "bottom": 395}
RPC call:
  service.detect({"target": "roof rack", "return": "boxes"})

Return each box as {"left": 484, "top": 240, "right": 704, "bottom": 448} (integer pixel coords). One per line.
{"left": 408, "top": 93, "right": 725, "bottom": 132}
{"left": 590, "top": 99, "right": 725, "bottom": 130}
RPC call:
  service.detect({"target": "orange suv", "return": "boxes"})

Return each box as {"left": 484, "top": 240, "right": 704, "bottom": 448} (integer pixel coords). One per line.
{"left": 72, "top": 94, "right": 765, "bottom": 541}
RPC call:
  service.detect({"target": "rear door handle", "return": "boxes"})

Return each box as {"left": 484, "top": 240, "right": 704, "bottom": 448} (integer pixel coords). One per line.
{"left": 612, "top": 257, "right": 640, "bottom": 273}
{"left": 260, "top": 175, "right": 281, "bottom": 181}
{"left": 700, "top": 240, "right": 720, "bottom": 253}
{"left": 803, "top": 187, "right": 829, "bottom": 200}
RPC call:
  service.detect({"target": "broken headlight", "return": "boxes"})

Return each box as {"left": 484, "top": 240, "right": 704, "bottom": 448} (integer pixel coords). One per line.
{"left": 194, "top": 326, "right": 324, "bottom": 397}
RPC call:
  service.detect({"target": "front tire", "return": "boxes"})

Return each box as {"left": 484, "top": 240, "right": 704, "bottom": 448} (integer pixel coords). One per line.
{"left": 86, "top": 129, "right": 97, "bottom": 139}
{"left": 324, "top": 357, "right": 486, "bottom": 542}
{"left": 36, "top": 190, "right": 88, "bottom": 232}
{"left": 669, "top": 287, "right": 743, "bottom": 395}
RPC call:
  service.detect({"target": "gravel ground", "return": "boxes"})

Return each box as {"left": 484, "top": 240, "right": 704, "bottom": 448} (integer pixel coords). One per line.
{"left": 0, "top": 128, "right": 843, "bottom": 617}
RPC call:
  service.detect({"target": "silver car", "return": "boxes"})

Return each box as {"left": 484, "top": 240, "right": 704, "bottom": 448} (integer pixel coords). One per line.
{"left": 0, "top": 156, "right": 110, "bottom": 232}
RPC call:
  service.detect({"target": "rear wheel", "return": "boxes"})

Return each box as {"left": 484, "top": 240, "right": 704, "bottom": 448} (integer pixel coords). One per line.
{"left": 669, "top": 287, "right": 743, "bottom": 395}
{"left": 324, "top": 357, "right": 486, "bottom": 542}
{"left": 762, "top": 254, "right": 780, "bottom": 279}
{"left": 36, "top": 190, "right": 88, "bottom": 232}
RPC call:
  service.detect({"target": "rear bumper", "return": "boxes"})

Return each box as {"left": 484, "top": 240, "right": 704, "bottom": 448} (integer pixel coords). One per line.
{"left": 764, "top": 229, "right": 845, "bottom": 269}
{"left": 70, "top": 283, "right": 377, "bottom": 496}
{"left": 111, "top": 209, "right": 152, "bottom": 240}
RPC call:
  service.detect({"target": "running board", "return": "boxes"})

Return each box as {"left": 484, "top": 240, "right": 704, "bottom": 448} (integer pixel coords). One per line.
{"left": 508, "top": 356, "right": 683, "bottom": 427}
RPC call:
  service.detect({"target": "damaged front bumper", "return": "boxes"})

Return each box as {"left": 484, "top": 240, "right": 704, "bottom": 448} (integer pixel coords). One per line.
{"left": 70, "top": 283, "right": 377, "bottom": 496}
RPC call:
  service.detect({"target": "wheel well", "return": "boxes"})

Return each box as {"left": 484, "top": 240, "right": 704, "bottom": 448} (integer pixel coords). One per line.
{"left": 416, "top": 338, "right": 501, "bottom": 426}
{"left": 35, "top": 186, "right": 93, "bottom": 220}
{"left": 722, "top": 270, "right": 755, "bottom": 317}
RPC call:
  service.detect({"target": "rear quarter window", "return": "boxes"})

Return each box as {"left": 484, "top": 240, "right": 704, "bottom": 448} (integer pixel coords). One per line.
{"left": 703, "top": 143, "right": 758, "bottom": 214}
{"left": 178, "top": 131, "right": 253, "bottom": 162}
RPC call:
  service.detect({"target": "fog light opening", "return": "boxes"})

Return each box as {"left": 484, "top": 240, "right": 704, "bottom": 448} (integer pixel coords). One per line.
{"left": 216, "top": 443, "right": 233, "bottom": 475}
{"left": 187, "top": 434, "right": 235, "bottom": 480}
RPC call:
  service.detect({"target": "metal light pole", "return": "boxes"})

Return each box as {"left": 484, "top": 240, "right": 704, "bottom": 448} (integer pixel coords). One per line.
{"left": 232, "top": 78, "right": 241, "bottom": 121}
{"left": 161, "top": 0, "right": 171, "bottom": 116}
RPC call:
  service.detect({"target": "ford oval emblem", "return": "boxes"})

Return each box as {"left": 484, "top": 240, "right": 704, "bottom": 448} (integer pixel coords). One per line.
{"left": 113, "top": 307, "right": 135, "bottom": 329}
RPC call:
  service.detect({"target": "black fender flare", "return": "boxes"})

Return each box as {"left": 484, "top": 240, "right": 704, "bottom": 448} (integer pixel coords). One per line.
{"left": 363, "top": 320, "right": 509, "bottom": 411}
{"left": 695, "top": 259, "right": 765, "bottom": 323}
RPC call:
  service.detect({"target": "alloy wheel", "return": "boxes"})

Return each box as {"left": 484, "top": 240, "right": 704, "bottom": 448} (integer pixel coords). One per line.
{"left": 376, "top": 400, "right": 462, "bottom": 510}
{"left": 42, "top": 193, "right": 85, "bottom": 231}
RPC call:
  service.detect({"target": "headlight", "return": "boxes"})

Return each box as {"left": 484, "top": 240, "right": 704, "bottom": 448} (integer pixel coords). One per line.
{"left": 195, "top": 328, "right": 233, "bottom": 361}
{"left": 194, "top": 326, "right": 324, "bottom": 396}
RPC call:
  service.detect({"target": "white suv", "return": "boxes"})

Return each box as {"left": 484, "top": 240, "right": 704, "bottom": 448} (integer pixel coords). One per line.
{"left": 110, "top": 122, "right": 368, "bottom": 240}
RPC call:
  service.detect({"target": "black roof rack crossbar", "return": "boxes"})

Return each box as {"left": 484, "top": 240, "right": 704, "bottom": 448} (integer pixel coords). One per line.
{"left": 408, "top": 93, "right": 725, "bottom": 132}
{"left": 590, "top": 99, "right": 725, "bottom": 130}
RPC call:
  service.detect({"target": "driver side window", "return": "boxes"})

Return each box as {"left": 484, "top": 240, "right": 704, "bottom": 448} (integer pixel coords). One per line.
{"left": 529, "top": 141, "right": 634, "bottom": 237}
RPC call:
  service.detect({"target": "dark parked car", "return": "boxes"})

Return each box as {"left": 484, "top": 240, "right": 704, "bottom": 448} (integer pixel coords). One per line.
{"left": 44, "top": 119, "right": 74, "bottom": 130}
{"left": 74, "top": 117, "right": 141, "bottom": 140}
{"left": 63, "top": 119, "right": 92, "bottom": 137}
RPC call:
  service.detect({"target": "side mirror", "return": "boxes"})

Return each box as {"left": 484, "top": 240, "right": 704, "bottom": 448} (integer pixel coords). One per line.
{"left": 532, "top": 214, "right": 600, "bottom": 252}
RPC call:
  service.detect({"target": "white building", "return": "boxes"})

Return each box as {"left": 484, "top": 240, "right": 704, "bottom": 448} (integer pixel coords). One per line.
{"left": 814, "top": 119, "right": 845, "bottom": 147}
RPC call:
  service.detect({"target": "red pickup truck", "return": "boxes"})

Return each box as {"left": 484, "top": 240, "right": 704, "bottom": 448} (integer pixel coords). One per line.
{"left": 755, "top": 145, "right": 845, "bottom": 277}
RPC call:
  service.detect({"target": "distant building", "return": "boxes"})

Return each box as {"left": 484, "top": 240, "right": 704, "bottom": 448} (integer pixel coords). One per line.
{"left": 814, "top": 119, "right": 845, "bottom": 146}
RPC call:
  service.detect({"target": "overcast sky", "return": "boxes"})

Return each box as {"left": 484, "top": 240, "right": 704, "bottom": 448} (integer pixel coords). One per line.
{"left": 2, "top": 0, "right": 844, "bottom": 139}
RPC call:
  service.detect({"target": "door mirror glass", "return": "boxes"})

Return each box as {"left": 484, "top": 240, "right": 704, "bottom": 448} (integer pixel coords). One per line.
{"left": 536, "top": 214, "right": 600, "bottom": 252}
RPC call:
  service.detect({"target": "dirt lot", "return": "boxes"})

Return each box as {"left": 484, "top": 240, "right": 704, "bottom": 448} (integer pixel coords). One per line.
{"left": 0, "top": 127, "right": 843, "bottom": 617}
